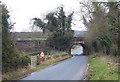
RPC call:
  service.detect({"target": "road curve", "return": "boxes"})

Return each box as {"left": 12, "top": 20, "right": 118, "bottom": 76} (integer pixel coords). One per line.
{"left": 20, "top": 56, "right": 88, "bottom": 80}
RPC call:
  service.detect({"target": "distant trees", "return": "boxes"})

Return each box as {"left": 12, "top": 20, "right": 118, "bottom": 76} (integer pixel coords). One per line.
{"left": 32, "top": 7, "right": 74, "bottom": 51}
{"left": 81, "top": 1, "right": 119, "bottom": 56}
{"left": 1, "top": 3, "right": 30, "bottom": 73}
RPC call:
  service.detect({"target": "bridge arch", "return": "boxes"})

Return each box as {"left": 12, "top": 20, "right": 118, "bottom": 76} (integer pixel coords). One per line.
{"left": 69, "top": 41, "right": 89, "bottom": 55}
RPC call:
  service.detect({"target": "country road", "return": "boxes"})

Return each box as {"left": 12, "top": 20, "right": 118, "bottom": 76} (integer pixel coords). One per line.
{"left": 71, "top": 46, "right": 83, "bottom": 55}
{"left": 20, "top": 47, "right": 88, "bottom": 80}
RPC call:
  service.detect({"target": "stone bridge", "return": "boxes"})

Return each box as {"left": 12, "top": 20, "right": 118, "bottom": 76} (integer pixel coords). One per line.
{"left": 69, "top": 31, "right": 89, "bottom": 55}
{"left": 69, "top": 37, "right": 89, "bottom": 55}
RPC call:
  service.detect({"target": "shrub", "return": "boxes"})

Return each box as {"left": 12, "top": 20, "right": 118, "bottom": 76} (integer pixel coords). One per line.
{"left": 20, "top": 54, "right": 31, "bottom": 67}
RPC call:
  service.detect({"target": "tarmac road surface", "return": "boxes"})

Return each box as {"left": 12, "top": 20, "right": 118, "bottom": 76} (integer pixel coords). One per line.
{"left": 20, "top": 48, "right": 88, "bottom": 80}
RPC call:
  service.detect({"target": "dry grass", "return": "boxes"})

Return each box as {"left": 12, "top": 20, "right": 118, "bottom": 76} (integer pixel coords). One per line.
{"left": 2, "top": 66, "right": 31, "bottom": 80}
{"left": 100, "top": 55, "right": 118, "bottom": 64}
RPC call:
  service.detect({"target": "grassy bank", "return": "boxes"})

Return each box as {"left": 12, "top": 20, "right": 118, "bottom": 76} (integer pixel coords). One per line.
{"left": 3, "top": 54, "right": 71, "bottom": 80}
{"left": 86, "top": 53, "right": 119, "bottom": 80}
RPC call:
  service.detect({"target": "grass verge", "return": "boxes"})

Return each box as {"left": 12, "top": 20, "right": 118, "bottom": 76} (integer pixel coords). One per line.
{"left": 86, "top": 53, "right": 119, "bottom": 80}
{"left": 3, "top": 54, "right": 71, "bottom": 80}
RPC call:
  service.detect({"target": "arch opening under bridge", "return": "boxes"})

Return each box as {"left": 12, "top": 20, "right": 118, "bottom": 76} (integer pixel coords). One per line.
{"left": 69, "top": 40, "right": 89, "bottom": 55}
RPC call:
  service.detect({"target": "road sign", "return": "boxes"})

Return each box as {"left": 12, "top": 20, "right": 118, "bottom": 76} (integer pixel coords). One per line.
{"left": 40, "top": 52, "right": 44, "bottom": 56}
{"left": 31, "top": 56, "right": 37, "bottom": 67}
{"left": 40, "top": 52, "right": 45, "bottom": 58}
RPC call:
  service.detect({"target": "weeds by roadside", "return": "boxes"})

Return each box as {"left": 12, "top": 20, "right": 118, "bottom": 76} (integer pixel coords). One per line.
{"left": 86, "top": 53, "right": 119, "bottom": 80}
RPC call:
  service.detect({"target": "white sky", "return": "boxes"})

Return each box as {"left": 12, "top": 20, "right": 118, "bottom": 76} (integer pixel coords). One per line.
{"left": 2, "top": 0, "right": 87, "bottom": 32}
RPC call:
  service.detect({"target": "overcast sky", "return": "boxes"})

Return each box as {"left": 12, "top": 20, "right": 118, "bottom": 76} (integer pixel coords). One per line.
{"left": 2, "top": 0, "right": 89, "bottom": 32}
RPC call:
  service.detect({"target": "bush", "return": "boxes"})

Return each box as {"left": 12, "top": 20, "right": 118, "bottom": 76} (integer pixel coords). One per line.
{"left": 20, "top": 54, "right": 31, "bottom": 67}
